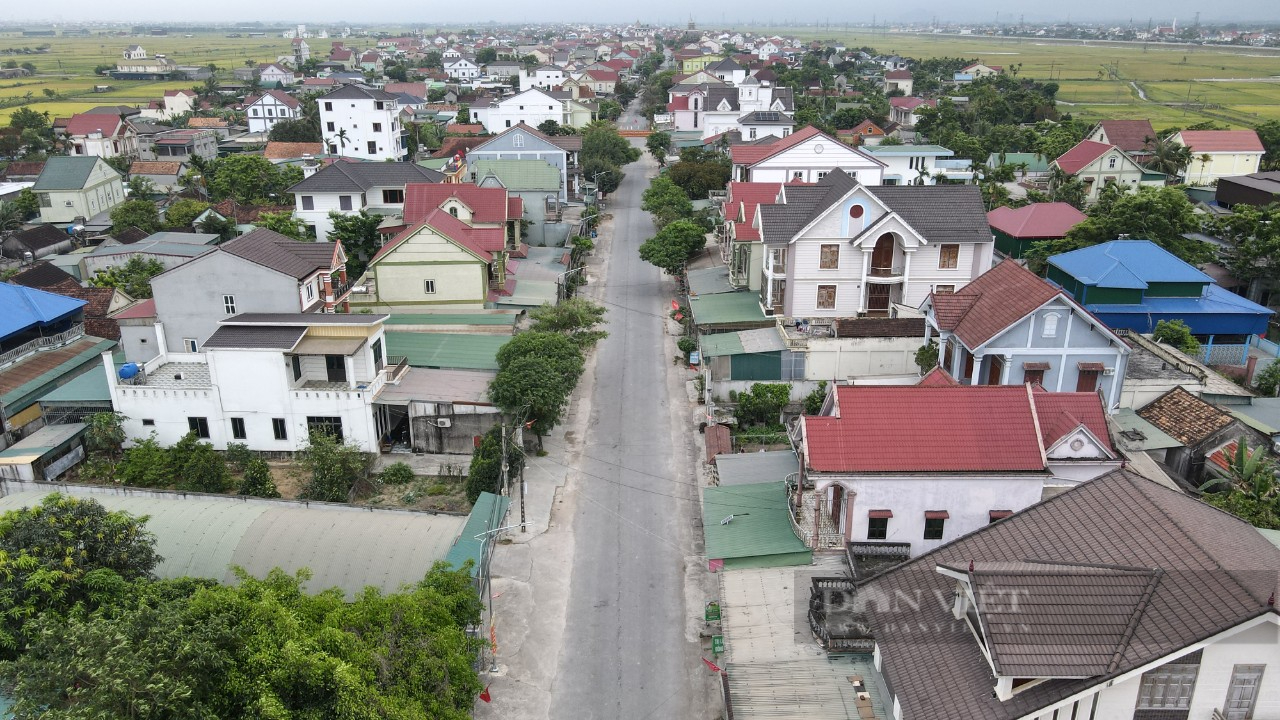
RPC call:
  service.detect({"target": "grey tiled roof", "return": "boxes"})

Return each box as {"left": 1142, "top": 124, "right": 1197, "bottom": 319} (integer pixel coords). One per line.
{"left": 855, "top": 469, "right": 1280, "bottom": 720}
{"left": 220, "top": 229, "right": 338, "bottom": 280}
{"left": 287, "top": 162, "right": 443, "bottom": 194}
{"left": 759, "top": 171, "right": 858, "bottom": 245}
{"left": 319, "top": 83, "right": 399, "bottom": 101}
{"left": 226, "top": 313, "right": 388, "bottom": 325}
{"left": 705, "top": 86, "right": 740, "bottom": 111}
{"left": 203, "top": 324, "right": 306, "bottom": 350}
{"left": 872, "top": 185, "right": 993, "bottom": 245}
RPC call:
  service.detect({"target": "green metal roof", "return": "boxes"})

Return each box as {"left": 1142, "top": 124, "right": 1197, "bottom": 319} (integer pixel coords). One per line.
{"left": 495, "top": 279, "right": 557, "bottom": 309}
{"left": 1111, "top": 408, "right": 1183, "bottom": 451}
{"left": 864, "top": 144, "right": 955, "bottom": 156}
{"left": 33, "top": 156, "right": 115, "bottom": 191}
{"left": 690, "top": 291, "right": 768, "bottom": 328}
{"left": 702, "top": 481, "right": 810, "bottom": 564}
{"left": 417, "top": 158, "right": 451, "bottom": 171}
{"left": 688, "top": 266, "right": 735, "bottom": 296}
{"left": 699, "top": 332, "right": 745, "bottom": 357}
{"left": 986, "top": 152, "right": 1052, "bottom": 172}
{"left": 385, "top": 331, "right": 510, "bottom": 370}
{"left": 0, "top": 490, "right": 467, "bottom": 597}
{"left": 39, "top": 363, "right": 112, "bottom": 404}
{"left": 472, "top": 159, "right": 561, "bottom": 192}
{"left": 443, "top": 492, "right": 510, "bottom": 577}
{"left": 386, "top": 313, "right": 519, "bottom": 326}
{"left": 0, "top": 338, "right": 115, "bottom": 412}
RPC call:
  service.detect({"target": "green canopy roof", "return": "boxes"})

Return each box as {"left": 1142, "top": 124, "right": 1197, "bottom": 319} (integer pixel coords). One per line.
{"left": 385, "top": 332, "right": 510, "bottom": 370}
{"left": 702, "top": 481, "right": 810, "bottom": 569}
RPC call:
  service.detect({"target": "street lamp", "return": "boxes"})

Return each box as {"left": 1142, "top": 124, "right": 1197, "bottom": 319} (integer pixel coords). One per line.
{"left": 475, "top": 522, "right": 527, "bottom": 672}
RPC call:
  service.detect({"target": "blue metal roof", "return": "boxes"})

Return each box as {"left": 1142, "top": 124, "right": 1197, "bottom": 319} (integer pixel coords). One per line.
{"left": 1048, "top": 240, "right": 1214, "bottom": 288}
{"left": 1085, "top": 285, "right": 1273, "bottom": 336}
{"left": 0, "top": 284, "right": 85, "bottom": 339}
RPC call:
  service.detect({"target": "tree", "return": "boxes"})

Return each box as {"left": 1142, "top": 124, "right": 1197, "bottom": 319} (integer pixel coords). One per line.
{"left": 1255, "top": 360, "right": 1280, "bottom": 397}
{"left": 12, "top": 188, "right": 39, "bottom": 220}
{"left": 256, "top": 210, "right": 308, "bottom": 239}
{"left": 528, "top": 299, "right": 608, "bottom": 348}
{"left": 465, "top": 425, "right": 525, "bottom": 503}
{"left": 0, "top": 200, "right": 24, "bottom": 236}
{"left": 84, "top": 412, "right": 126, "bottom": 459}
{"left": 327, "top": 209, "right": 382, "bottom": 278}
{"left": 204, "top": 154, "right": 301, "bottom": 204}
{"left": 580, "top": 121, "right": 639, "bottom": 168}
{"left": 109, "top": 198, "right": 161, "bottom": 234}
{"left": 735, "top": 383, "right": 791, "bottom": 427}
{"left": 495, "top": 331, "right": 585, "bottom": 383}
{"left": 646, "top": 130, "right": 671, "bottom": 165}
{"left": 1207, "top": 203, "right": 1280, "bottom": 299}
{"left": 88, "top": 255, "right": 165, "bottom": 298}
{"left": 297, "top": 430, "right": 375, "bottom": 502}
{"left": 665, "top": 147, "right": 731, "bottom": 200}
{"left": 1152, "top": 319, "right": 1201, "bottom": 356}
{"left": 238, "top": 458, "right": 281, "bottom": 498}
{"left": 164, "top": 198, "right": 210, "bottom": 229}
{"left": 1201, "top": 439, "right": 1280, "bottom": 529}
{"left": 0, "top": 493, "right": 160, "bottom": 654}
{"left": 268, "top": 117, "right": 322, "bottom": 143}
{"left": 582, "top": 157, "right": 623, "bottom": 194}
{"left": 171, "top": 434, "right": 231, "bottom": 494}
{"left": 641, "top": 175, "right": 693, "bottom": 228}
{"left": 537, "top": 119, "right": 566, "bottom": 136}
{"left": 1142, "top": 134, "right": 1192, "bottom": 179}
{"left": 197, "top": 214, "right": 236, "bottom": 243}
{"left": 638, "top": 219, "right": 706, "bottom": 274}
{"left": 476, "top": 47, "right": 497, "bottom": 65}
{"left": 126, "top": 175, "right": 157, "bottom": 199}
{"left": 488, "top": 354, "right": 573, "bottom": 441}
{"left": 1257, "top": 120, "right": 1280, "bottom": 171}
{"left": 117, "top": 435, "right": 173, "bottom": 487}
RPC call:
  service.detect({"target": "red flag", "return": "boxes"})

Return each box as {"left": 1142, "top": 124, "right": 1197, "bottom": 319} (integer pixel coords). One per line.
{"left": 671, "top": 300, "right": 680, "bottom": 310}
{"left": 702, "top": 657, "right": 722, "bottom": 673}
{"left": 479, "top": 685, "right": 492, "bottom": 703}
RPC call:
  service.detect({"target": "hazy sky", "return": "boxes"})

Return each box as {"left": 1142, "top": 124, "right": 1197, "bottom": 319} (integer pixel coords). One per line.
{"left": 8, "top": 1, "right": 1277, "bottom": 25}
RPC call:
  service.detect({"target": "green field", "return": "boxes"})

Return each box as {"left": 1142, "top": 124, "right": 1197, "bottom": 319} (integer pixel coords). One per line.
{"left": 0, "top": 33, "right": 293, "bottom": 121}
{"left": 771, "top": 29, "right": 1280, "bottom": 130}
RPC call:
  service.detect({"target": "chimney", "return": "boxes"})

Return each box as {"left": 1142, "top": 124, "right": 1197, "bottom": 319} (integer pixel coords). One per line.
{"left": 302, "top": 155, "right": 321, "bottom": 178}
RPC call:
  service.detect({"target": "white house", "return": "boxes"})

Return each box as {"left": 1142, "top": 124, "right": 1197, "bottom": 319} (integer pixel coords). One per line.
{"left": 63, "top": 112, "right": 137, "bottom": 159}
{"left": 753, "top": 169, "right": 994, "bottom": 318}
{"left": 105, "top": 313, "right": 402, "bottom": 453}
{"left": 472, "top": 88, "right": 567, "bottom": 134}
{"left": 258, "top": 63, "right": 298, "bottom": 87}
{"left": 445, "top": 57, "right": 481, "bottom": 81}
{"left": 318, "top": 84, "right": 407, "bottom": 162}
{"left": 668, "top": 78, "right": 795, "bottom": 140}
{"left": 755, "top": 40, "right": 780, "bottom": 59}
{"left": 520, "top": 65, "right": 567, "bottom": 91}
{"left": 288, "top": 161, "right": 444, "bottom": 240}
{"left": 1052, "top": 140, "right": 1167, "bottom": 202}
{"left": 795, "top": 377, "right": 1120, "bottom": 553}
{"left": 808, "top": 467, "right": 1280, "bottom": 720}
{"left": 244, "top": 89, "right": 301, "bottom": 134}
{"left": 729, "top": 126, "right": 885, "bottom": 184}
{"left": 31, "top": 156, "right": 125, "bottom": 224}
{"left": 139, "top": 89, "right": 196, "bottom": 121}
{"left": 861, "top": 143, "right": 956, "bottom": 186}
{"left": 1171, "top": 129, "right": 1266, "bottom": 185}
{"left": 888, "top": 96, "right": 936, "bottom": 127}
{"left": 122, "top": 45, "right": 146, "bottom": 60}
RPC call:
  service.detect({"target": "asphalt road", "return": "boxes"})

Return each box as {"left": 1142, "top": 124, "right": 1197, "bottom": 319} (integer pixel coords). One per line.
{"left": 547, "top": 140, "right": 711, "bottom": 718}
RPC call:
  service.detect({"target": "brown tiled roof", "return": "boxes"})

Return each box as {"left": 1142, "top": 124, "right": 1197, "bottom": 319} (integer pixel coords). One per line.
{"left": 832, "top": 317, "right": 925, "bottom": 338}
{"left": 129, "top": 160, "right": 183, "bottom": 176}
{"left": 10, "top": 225, "right": 70, "bottom": 252}
{"left": 930, "top": 259, "right": 1062, "bottom": 349}
{"left": 0, "top": 160, "right": 45, "bottom": 179}
{"left": 7, "top": 261, "right": 75, "bottom": 288}
{"left": 1136, "top": 385, "right": 1234, "bottom": 446}
{"left": 112, "top": 226, "right": 151, "bottom": 244}
{"left": 0, "top": 336, "right": 108, "bottom": 398}
{"left": 859, "top": 469, "right": 1280, "bottom": 720}
{"left": 219, "top": 229, "right": 338, "bottom": 280}
{"left": 434, "top": 136, "right": 489, "bottom": 158}
{"left": 211, "top": 201, "right": 293, "bottom": 224}
{"left": 1096, "top": 119, "right": 1156, "bottom": 153}
{"left": 186, "top": 117, "right": 229, "bottom": 128}
{"left": 263, "top": 142, "right": 323, "bottom": 160}
{"left": 46, "top": 280, "right": 121, "bottom": 340}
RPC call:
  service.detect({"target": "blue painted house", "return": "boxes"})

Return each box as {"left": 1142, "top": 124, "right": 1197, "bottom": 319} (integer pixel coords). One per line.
{"left": 466, "top": 123, "right": 578, "bottom": 202}
{"left": 1046, "top": 240, "right": 1273, "bottom": 343}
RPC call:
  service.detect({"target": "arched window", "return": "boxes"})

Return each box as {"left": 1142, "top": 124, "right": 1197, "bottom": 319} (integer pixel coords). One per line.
{"left": 1042, "top": 312, "right": 1061, "bottom": 338}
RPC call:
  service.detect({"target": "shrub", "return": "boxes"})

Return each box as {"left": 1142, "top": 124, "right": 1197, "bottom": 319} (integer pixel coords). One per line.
{"left": 237, "top": 458, "right": 281, "bottom": 498}
{"left": 1255, "top": 360, "right": 1280, "bottom": 397}
{"left": 803, "top": 380, "right": 829, "bottom": 415}
{"left": 380, "top": 462, "right": 416, "bottom": 486}
{"left": 117, "top": 435, "right": 172, "bottom": 488}
{"left": 174, "top": 440, "right": 232, "bottom": 494}
{"left": 224, "top": 442, "right": 253, "bottom": 473}
{"left": 914, "top": 340, "right": 939, "bottom": 374}
{"left": 677, "top": 336, "right": 697, "bottom": 357}
{"left": 1153, "top": 319, "right": 1201, "bottom": 356}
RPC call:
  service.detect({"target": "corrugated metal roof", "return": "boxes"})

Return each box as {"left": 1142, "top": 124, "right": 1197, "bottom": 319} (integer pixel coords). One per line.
{"left": 471, "top": 159, "right": 561, "bottom": 192}
{"left": 726, "top": 656, "right": 890, "bottom": 719}
{"left": 33, "top": 156, "right": 114, "bottom": 191}
{"left": 0, "top": 284, "right": 86, "bottom": 338}
{"left": 385, "top": 331, "right": 510, "bottom": 370}
{"left": 0, "top": 490, "right": 467, "bottom": 597}
{"left": 690, "top": 292, "right": 768, "bottom": 328}
{"left": 702, "top": 482, "right": 809, "bottom": 563}
{"left": 687, "top": 266, "right": 735, "bottom": 296}
{"left": 443, "top": 492, "right": 509, "bottom": 576}
{"left": 375, "top": 367, "right": 495, "bottom": 405}
{"left": 714, "top": 450, "right": 798, "bottom": 486}
{"left": 39, "top": 365, "right": 111, "bottom": 404}
{"left": 384, "top": 313, "right": 518, "bottom": 326}
{"left": 700, "top": 328, "right": 785, "bottom": 358}
{"left": 0, "top": 422, "right": 85, "bottom": 459}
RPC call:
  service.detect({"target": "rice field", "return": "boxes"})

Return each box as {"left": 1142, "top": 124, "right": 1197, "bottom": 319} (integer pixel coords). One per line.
{"left": 0, "top": 101, "right": 105, "bottom": 122}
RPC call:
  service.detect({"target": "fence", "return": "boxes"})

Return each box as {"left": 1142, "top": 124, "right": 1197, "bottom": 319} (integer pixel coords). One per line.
{"left": 1202, "top": 339, "right": 1248, "bottom": 366}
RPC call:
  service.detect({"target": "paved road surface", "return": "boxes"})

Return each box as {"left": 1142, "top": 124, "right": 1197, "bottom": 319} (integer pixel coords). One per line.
{"left": 547, "top": 145, "right": 712, "bottom": 718}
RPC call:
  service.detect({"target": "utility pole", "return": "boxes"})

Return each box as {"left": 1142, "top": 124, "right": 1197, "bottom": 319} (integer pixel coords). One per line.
{"left": 500, "top": 420, "right": 509, "bottom": 497}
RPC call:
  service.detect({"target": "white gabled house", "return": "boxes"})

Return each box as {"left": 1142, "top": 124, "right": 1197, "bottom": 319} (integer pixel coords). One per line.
{"left": 729, "top": 126, "right": 885, "bottom": 183}
{"left": 471, "top": 88, "right": 569, "bottom": 134}
{"left": 317, "top": 84, "right": 407, "bottom": 162}
{"left": 244, "top": 89, "right": 301, "bottom": 134}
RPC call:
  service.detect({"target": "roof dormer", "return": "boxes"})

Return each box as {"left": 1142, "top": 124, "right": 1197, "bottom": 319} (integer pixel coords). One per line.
{"left": 937, "top": 560, "right": 1163, "bottom": 701}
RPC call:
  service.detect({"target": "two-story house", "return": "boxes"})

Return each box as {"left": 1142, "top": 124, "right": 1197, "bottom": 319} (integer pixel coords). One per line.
{"left": 795, "top": 376, "right": 1120, "bottom": 552}
{"left": 472, "top": 88, "right": 570, "bottom": 133}
{"left": 882, "top": 69, "right": 913, "bottom": 95}
{"left": 808, "top": 467, "right": 1280, "bottom": 720}
{"left": 468, "top": 123, "right": 578, "bottom": 202}
{"left": 137, "top": 128, "right": 218, "bottom": 162}
{"left": 1171, "top": 129, "right": 1266, "bottom": 185}
{"left": 147, "top": 229, "right": 351, "bottom": 355}
{"left": 106, "top": 312, "right": 400, "bottom": 452}
{"left": 668, "top": 79, "right": 795, "bottom": 140}
{"left": 317, "top": 84, "right": 407, "bottom": 161}
{"left": 288, "top": 161, "right": 444, "bottom": 240}
{"left": 139, "top": 89, "right": 196, "bottom": 121}
{"left": 887, "top": 96, "right": 936, "bottom": 127}
{"left": 445, "top": 57, "right": 481, "bottom": 81}
{"left": 922, "top": 258, "right": 1131, "bottom": 406}
{"left": 1047, "top": 239, "right": 1273, "bottom": 345}
{"left": 351, "top": 183, "right": 524, "bottom": 312}
{"left": 861, "top": 144, "right": 957, "bottom": 186}
{"left": 32, "top": 156, "right": 126, "bottom": 224}
{"left": 729, "top": 126, "right": 886, "bottom": 183}
{"left": 1052, "top": 140, "right": 1167, "bottom": 202}
{"left": 63, "top": 111, "right": 138, "bottom": 159}
{"left": 257, "top": 63, "right": 298, "bottom": 87}
{"left": 244, "top": 89, "right": 302, "bottom": 134}
{"left": 753, "top": 169, "right": 994, "bottom": 318}
{"left": 520, "top": 65, "right": 567, "bottom": 91}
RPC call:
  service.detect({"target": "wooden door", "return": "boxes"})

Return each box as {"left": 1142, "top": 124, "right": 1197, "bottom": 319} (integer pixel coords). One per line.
{"left": 1076, "top": 369, "right": 1100, "bottom": 392}
{"left": 986, "top": 355, "right": 1004, "bottom": 385}
{"left": 867, "top": 285, "right": 891, "bottom": 314}
{"left": 870, "top": 234, "right": 895, "bottom": 275}
{"left": 830, "top": 485, "right": 844, "bottom": 531}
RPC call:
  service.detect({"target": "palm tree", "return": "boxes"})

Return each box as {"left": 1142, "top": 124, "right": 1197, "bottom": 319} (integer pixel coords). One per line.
{"left": 1142, "top": 134, "right": 1193, "bottom": 181}
{"left": 328, "top": 128, "right": 350, "bottom": 156}
{"left": 0, "top": 200, "right": 24, "bottom": 237}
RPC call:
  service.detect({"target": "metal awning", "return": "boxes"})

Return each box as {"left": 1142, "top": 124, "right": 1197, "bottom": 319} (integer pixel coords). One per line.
{"left": 291, "top": 336, "right": 365, "bottom": 356}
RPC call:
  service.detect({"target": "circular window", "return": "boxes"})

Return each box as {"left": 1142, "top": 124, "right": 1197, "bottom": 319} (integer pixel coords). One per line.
{"left": 1070, "top": 438, "right": 1085, "bottom": 452}
{"left": 849, "top": 205, "right": 864, "bottom": 219}
{"left": 814, "top": 144, "right": 825, "bottom": 154}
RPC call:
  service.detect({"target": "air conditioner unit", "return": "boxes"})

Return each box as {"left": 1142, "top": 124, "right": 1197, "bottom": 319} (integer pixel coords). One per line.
{"left": 1102, "top": 367, "right": 1115, "bottom": 376}
{"left": 434, "top": 417, "right": 452, "bottom": 428}
{"left": 64, "top": 201, "right": 74, "bottom": 207}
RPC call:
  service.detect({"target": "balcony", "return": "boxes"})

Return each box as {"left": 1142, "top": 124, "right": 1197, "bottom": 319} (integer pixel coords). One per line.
{"left": 328, "top": 276, "right": 354, "bottom": 302}
{"left": 0, "top": 323, "right": 85, "bottom": 369}
{"left": 867, "top": 265, "right": 906, "bottom": 281}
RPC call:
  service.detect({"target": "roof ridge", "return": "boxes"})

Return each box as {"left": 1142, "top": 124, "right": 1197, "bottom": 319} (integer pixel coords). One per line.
{"left": 1107, "top": 568, "right": 1164, "bottom": 674}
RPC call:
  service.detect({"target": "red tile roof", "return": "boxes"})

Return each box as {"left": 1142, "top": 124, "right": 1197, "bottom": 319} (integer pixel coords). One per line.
{"left": 403, "top": 183, "right": 516, "bottom": 225}
{"left": 1176, "top": 129, "right": 1264, "bottom": 153}
{"left": 987, "top": 202, "right": 1087, "bottom": 239}
{"left": 726, "top": 181, "right": 783, "bottom": 241}
{"left": 929, "top": 259, "right": 1062, "bottom": 349}
{"left": 803, "top": 383, "right": 1110, "bottom": 473}
{"left": 263, "top": 141, "right": 323, "bottom": 160}
{"left": 112, "top": 298, "right": 156, "bottom": 319}
{"left": 1054, "top": 140, "right": 1114, "bottom": 175}
{"left": 917, "top": 367, "right": 958, "bottom": 386}
{"left": 1095, "top": 120, "right": 1156, "bottom": 153}
{"left": 374, "top": 207, "right": 506, "bottom": 263}
{"left": 65, "top": 113, "right": 123, "bottom": 137}
{"left": 889, "top": 96, "right": 935, "bottom": 111}
{"left": 666, "top": 96, "right": 690, "bottom": 111}
{"left": 729, "top": 125, "right": 825, "bottom": 166}
{"left": 445, "top": 123, "right": 486, "bottom": 135}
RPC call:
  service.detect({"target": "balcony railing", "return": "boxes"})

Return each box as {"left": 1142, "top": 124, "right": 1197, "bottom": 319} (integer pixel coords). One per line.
{"left": 329, "top": 277, "right": 354, "bottom": 301}
{"left": 868, "top": 265, "right": 905, "bottom": 278}
{"left": 0, "top": 323, "right": 85, "bottom": 369}
{"left": 383, "top": 355, "right": 409, "bottom": 383}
